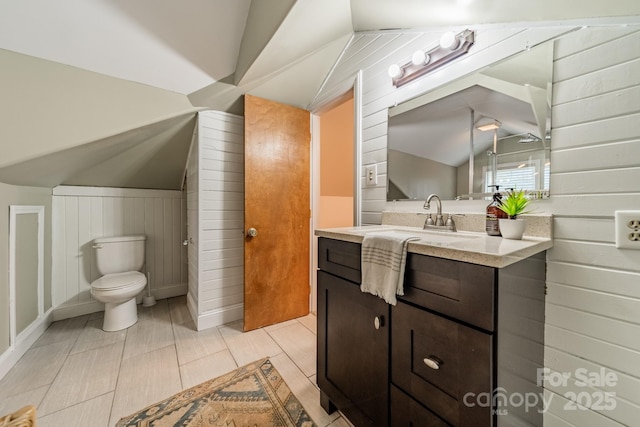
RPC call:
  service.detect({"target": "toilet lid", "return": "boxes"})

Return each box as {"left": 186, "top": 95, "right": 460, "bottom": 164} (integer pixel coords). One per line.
{"left": 92, "top": 271, "right": 146, "bottom": 291}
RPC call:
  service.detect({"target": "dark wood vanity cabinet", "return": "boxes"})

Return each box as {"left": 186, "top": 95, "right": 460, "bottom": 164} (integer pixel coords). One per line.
{"left": 317, "top": 237, "right": 546, "bottom": 427}
{"left": 392, "top": 257, "right": 495, "bottom": 427}
{"left": 317, "top": 237, "right": 389, "bottom": 427}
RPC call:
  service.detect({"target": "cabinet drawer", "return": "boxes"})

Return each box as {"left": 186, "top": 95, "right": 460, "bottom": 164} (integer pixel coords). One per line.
{"left": 402, "top": 254, "right": 495, "bottom": 331}
{"left": 392, "top": 301, "right": 492, "bottom": 427}
{"left": 391, "top": 384, "right": 450, "bottom": 426}
{"left": 318, "top": 237, "right": 361, "bottom": 283}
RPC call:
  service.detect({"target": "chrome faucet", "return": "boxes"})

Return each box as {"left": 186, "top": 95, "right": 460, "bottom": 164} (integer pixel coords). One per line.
{"left": 423, "top": 194, "right": 457, "bottom": 232}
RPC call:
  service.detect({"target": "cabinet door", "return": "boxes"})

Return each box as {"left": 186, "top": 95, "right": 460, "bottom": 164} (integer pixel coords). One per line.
{"left": 317, "top": 270, "right": 389, "bottom": 427}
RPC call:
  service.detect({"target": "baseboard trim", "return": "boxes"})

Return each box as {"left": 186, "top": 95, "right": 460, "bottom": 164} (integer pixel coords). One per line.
{"left": 186, "top": 292, "right": 198, "bottom": 325}
{"left": 53, "top": 300, "right": 103, "bottom": 321}
{"left": 195, "top": 303, "right": 243, "bottom": 331}
{"left": 0, "top": 308, "right": 54, "bottom": 381}
{"left": 147, "top": 283, "right": 188, "bottom": 302}
{"left": 53, "top": 283, "right": 189, "bottom": 321}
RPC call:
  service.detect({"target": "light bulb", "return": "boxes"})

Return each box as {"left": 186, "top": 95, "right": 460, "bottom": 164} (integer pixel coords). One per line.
{"left": 411, "top": 50, "right": 428, "bottom": 66}
{"left": 439, "top": 31, "right": 459, "bottom": 50}
{"left": 388, "top": 64, "right": 403, "bottom": 79}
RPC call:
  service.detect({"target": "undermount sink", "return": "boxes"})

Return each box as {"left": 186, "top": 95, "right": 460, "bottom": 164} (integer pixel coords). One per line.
{"left": 369, "top": 227, "right": 483, "bottom": 245}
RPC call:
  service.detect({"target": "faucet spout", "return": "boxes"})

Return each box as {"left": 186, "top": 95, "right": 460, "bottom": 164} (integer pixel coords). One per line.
{"left": 423, "top": 193, "right": 457, "bottom": 231}
{"left": 424, "top": 194, "right": 441, "bottom": 214}
{"left": 424, "top": 194, "right": 444, "bottom": 226}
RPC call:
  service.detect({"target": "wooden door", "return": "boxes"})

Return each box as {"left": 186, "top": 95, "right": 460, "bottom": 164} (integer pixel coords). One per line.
{"left": 243, "top": 95, "right": 310, "bottom": 331}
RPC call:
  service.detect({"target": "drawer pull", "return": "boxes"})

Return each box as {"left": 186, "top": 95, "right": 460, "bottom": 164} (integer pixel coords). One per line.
{"left": 374, "top": 315, "right": 384, "bottom": 330}
{"left": 423, "top": 356, "right": 442, "bottom": 370}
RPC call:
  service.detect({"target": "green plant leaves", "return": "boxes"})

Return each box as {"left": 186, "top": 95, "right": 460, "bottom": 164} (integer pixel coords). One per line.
{"left": 497, "top": 189, "right": 532, "bottom": 219}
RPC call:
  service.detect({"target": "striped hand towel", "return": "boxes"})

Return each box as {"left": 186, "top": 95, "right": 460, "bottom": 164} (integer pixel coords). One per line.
{"left": 360, "top": 231, "right": 419, "bottom": 305}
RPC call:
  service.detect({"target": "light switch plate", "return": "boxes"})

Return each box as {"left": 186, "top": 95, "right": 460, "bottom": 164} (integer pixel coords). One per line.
{"left": 615, "top": 210, "right": 640, "bottom": 249}
{"left": 365, "top": 165, "right": 378, "bottom": 186}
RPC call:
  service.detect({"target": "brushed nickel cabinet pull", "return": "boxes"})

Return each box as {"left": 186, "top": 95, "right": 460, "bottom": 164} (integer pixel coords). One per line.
{"left": 423, "top": 356, "right": 442, "bottom": 370}
{"left": 374, "top": 315, "right": 384, "bottom": 330}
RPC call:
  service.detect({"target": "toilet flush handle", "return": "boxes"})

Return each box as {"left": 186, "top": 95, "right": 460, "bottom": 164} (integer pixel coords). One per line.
{"left": 92, "top": 243, "right": 103, "bottom": 249}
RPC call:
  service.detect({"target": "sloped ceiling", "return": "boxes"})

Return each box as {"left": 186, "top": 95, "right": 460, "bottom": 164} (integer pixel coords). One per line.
{"left": 1, "top": 0, "right": 639, "bottom": 190}
{"left": 0, "top": 113, "right": 197, "bottom": 189}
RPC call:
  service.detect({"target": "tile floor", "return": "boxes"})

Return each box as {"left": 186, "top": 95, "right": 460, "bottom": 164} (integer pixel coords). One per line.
{"left": 0, "top": 297, "right": 352, "bottom": 427}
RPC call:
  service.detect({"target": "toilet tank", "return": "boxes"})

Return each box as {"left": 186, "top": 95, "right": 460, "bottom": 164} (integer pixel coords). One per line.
{"left": 93, "top": 235, "right": 146, "bottom": 275}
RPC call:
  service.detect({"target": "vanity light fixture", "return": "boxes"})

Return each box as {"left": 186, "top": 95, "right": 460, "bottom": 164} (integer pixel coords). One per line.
{"left": 389, "top": 29, "right": 475, "bottom": 87}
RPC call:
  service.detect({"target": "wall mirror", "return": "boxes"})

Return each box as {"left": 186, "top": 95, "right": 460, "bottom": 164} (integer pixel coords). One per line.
{"left": 387, "top": 41, "right": 553, "bottom": 201}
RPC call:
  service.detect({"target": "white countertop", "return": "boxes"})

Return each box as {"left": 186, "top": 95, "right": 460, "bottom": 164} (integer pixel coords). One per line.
{"left": 315, "top": 225, "right": 553, "bottom": 268}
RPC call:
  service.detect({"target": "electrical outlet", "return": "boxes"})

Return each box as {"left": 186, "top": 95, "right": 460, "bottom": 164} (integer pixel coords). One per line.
{"left": 615, "top": 210, "right": 640, "bottom": 249}
{"left": 365, "top": 165, "right": 378, "bottom": 186}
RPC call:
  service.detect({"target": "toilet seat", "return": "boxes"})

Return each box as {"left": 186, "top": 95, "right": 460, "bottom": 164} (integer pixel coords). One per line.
{"left": 92, "top": 271, "right": 146, "bottom": 291}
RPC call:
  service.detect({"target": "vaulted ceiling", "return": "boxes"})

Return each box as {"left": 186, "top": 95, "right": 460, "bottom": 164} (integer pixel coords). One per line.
{"left": 1, "top": 0, "right": 638, "bottom": 190}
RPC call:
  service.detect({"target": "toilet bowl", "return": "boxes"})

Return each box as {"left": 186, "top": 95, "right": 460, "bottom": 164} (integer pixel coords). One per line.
{"left": 91, "top": 271, "right": 147, "bottom": 331}
{"left": 90, "top": 235, "right": 147, "bottom": 331}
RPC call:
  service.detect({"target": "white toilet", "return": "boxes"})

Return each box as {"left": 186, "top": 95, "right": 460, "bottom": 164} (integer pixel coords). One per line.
{"left": 91, "top": 235, "right": 147, "bottom": 331}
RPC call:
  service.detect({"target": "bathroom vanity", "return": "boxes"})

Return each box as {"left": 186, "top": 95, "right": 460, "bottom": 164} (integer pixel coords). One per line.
{"left": 316, "top": 224, "right": 552, "bottom": 427}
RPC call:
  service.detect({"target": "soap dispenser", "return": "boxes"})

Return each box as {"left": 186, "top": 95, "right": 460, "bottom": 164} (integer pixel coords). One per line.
{"left": 486, "top": 185, "right": 507, "bottom": 236}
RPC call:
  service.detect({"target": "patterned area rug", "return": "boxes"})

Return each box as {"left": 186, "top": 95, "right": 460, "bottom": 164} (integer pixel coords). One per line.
{"left": 116, "top": 358, "right": 317, "bottom": 427}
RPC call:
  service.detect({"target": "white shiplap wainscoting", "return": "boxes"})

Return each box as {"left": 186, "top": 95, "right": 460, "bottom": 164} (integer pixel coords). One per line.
{"left": 313, "top": 23, "right": 640, "bottom": 426}
{"left": 52, "top": 186, "right": 187, "bottom": 320}
{"left": 187, "top": 111, "right": 244, "bottom": 330}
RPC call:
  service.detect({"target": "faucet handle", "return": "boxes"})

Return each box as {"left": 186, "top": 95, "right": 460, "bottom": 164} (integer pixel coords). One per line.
{"left": 425, "top": 214, "right": 435, "bottom": 226}
{"left": 445, "top": 214, "right": 459, "bottom": 231}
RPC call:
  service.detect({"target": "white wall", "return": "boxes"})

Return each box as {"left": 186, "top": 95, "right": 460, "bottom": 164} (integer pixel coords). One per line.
{"left": 314, "top": 22, "right": 640, "bottom": 425}
{"left": 543, "top": 27, "right": 640, "bottom": 426}
{"left": 51, "top": 186, "right": 187, "bottom": 320}
{"left": 188, "top": 111, "right": 245, "bottom": 330}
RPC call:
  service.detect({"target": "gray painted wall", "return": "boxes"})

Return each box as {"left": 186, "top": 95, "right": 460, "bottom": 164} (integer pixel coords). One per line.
{"left": 0, "top": 183, "right": 51, "bottom": 355}
{"left": 15, "top": 214, "right": 39, "bottom": 335}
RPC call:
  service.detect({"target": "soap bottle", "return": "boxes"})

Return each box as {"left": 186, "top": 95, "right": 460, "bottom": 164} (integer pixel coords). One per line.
{"left": 486, "top": 185, "right": 506, "bottom": 236}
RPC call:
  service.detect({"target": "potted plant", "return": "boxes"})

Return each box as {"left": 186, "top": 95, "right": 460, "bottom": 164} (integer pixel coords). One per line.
{"left": 497, "top": 189, "right": 532, "bottom": 239}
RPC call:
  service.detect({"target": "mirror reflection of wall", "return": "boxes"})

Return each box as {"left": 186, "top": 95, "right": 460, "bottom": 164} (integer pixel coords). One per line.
{"left": 387, "top": 41, "right": 553, "bottom": 201}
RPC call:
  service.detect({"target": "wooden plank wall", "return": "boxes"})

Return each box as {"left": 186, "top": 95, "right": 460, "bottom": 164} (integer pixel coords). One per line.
{"left": 543, "top": 27, "right": 640, "bottom": 426}
{"left": 314, "top": 23, "right": 640, "bottom": 425}
{"left": 192, "top": 111, "right": 244, "bottom": 330}
{"left": 51, "top": 186, "right": 186, "bottom": 319}
{"left": 312, "top": 26, "right": 572, "bottom": 224}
